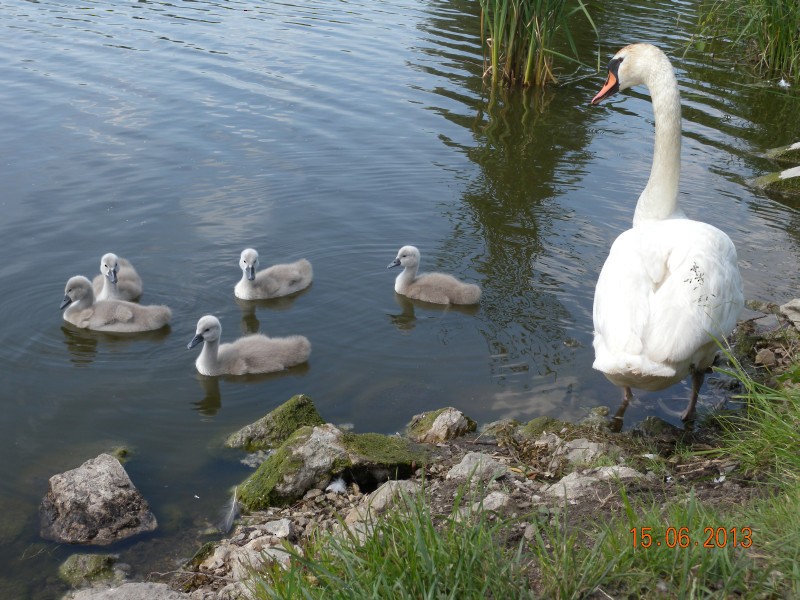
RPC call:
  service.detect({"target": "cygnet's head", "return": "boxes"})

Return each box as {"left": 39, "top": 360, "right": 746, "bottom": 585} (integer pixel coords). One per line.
{"left": 388, "top": 245, "right": 420, "bottom": 270}
{"left": 188, "top": 315, "right": 222, "bottom": 349}
{"left": 61, "top": 275, "right": 93, "bottom": 310}
{"left": 591, "top": 43, "right": 669, "bottom": 105}
{"left": 99, "top": 253, "right": 120, "bottom": 284}
{"left": 239, "top": 248, "right": 259, "bottom": 281}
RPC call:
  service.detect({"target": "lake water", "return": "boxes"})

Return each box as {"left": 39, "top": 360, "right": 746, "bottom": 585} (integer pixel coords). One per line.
{"left": 1, "top": 0, "right": 798, "bottom": 596}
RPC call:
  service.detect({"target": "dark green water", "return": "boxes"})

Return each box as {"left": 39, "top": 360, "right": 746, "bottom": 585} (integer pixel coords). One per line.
{"left": 0, "top": 0, "right": 798, "bottom": 596}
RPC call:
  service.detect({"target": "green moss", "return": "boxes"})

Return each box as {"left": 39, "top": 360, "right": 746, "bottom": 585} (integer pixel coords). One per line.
{"left": 237, "top": 427, "right": 310, "bottom": 511}
{"left": 754, "top": 169, "right": 800, "bottom": 195}
{"left": 521, "top": 416, "right": 569, "bottom": 438}
{"left": 185, "top": 541, "right": 216, "bottom": 570}
{"left": 225, "top": 394, "right": 325, "bottom": 452}
{"left": 766, "top": 143, "right": 800, "bottom": 168}
{"left": 406, "top": 409, "right": 445, "bottom": 439}
{"left": 341, "top": 432, "right": 427, "bottom": 466}
{"left": 58, "top": 553, "right": 116, "bottom": 587}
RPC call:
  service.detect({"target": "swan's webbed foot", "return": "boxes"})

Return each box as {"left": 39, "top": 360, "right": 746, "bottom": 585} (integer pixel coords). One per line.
{"left": 610, "top": 387, "right": 634, "bottom": 433}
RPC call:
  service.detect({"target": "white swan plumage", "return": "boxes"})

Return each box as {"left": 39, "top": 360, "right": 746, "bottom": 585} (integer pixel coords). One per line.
{"left": 590, "top": 43, "right": 744, "bottom": 427}
{"left": 92, "top": 253, "right": 143, "bottom": 301}
{"left": 61, "top": 275, "right": 170, "bottom": 332}
{"left": 387, "top": 245, "right": 481, "bottom": 305}
{"left": 234, "top": 248, "right": 312, "bottom": 300}
{"left": 187, "top": 314, "right": 311, "bottom": 376}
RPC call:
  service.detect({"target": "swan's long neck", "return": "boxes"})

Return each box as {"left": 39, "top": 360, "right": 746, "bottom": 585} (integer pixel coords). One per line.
{"left": 633, "top": 58, "right": 685, "bottom": 226}
{"left": 67, "top": 290, "right": 96, "bottom": 316}
{"left": 197, "top": 339, "right": 219, "bottom": 372}
{"left": 395, "top": 264, "right": 418, "bottom": 294}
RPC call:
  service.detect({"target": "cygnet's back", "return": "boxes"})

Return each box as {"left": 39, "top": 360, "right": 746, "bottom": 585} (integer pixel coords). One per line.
{"left": 61, "top": 275, "right": 171, "bottom": 332}
{"left": 388, "top": 245, "right": 481, "bottom": 305}
{"left": 187, "top": 314, "right": 311, "bottom": 376}
{"left": 234, "top": 248, "right": 313, "bottom": 300}
{"left": 92, "top": 253, "right": 143, "bottom": 301}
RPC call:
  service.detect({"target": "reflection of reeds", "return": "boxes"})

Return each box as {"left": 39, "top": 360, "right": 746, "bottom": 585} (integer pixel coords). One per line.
{"left": 478, "top": 0, "right": 595, "bottom": 87}
{"left": 696, "top": 0, "right": 800, "bottom": 80}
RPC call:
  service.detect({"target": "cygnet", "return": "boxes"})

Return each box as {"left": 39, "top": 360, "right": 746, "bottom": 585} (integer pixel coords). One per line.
{"left": 61, "top": 275, "right": 171, "bottom": 332}
{"left": 187, "top": 314, "right": 311, "bottom": 376}
{"left": 92, "top": 253, "right": 143, "bottom": 301}
{"left": 387, "top": 245, "right": 481, "bottom": 305}
{"left": 234, "top": 248, "right": 313, "bottom": 300}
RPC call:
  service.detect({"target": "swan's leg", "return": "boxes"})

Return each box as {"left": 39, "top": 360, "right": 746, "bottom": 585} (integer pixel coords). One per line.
{"left": 681, "top": 367, "right": 705, "bottom": 422}
{"left": 610, "top": 387, "right": 634, "bottom": 432}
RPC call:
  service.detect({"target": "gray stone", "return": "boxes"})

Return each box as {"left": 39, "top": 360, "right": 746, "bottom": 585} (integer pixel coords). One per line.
{"left": 64, "top": 582, "right": 187, "bottom": 600}
{"left": 58, "top": 553, "right": 120, "bottom": 587}
{"left": 225, "top": 394, "right": 325, "bottom": 451}
{"left": 446, "top": 452, "right": 507, "bottom": 482}
{"left": 780, "top": 299, "right": 800, "bottom": 331}
{"left": 40, "top": 454, "right": 157, "bottom": 545}
{"left": 543, "top": 466, "right": 644, "bottom": 501}
{"left": 344, "top": 480, "right": 421, "bottom": 525}
{"left": 407, "top": 407, "right": 477, "bottom": 443}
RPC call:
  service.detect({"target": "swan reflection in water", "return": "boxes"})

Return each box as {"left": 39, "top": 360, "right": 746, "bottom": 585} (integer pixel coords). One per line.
{"left": 60, "top": 324, "right": 171, "bottom": 367}
{"left": 387, "top": 293, "right": 480, "bottom": 331}
{"left": 191, "top": 363, "right": 311, "bottom": 417}
{"left": 235, "top": 286, "right": 312, "bottom": 335}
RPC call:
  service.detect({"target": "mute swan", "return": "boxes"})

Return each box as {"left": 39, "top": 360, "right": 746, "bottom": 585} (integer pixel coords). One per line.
{"left": 234, "top": 248, "right": 313, "bottom": 300}
{"left": 92, "top": 253, "right": 143, "bottom": 301}
{"left": 387, "top": 245, "right": 481, "bottom": 305}
{"left": 61, "top": 275, "right": 171, "bottom": 332}
{"left": 187, "top": 314, "right": 311, "bottom": 376}
{"left": 590, "top": 43, "right": 743, "bottom": 428}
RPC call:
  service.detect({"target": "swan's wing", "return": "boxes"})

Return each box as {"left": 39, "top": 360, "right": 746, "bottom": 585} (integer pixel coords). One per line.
{"left": 646, "top": 221, "right": 743, "bottom": 364}
{"left": 593, "top": 221, "right": 743, "bottom": 377}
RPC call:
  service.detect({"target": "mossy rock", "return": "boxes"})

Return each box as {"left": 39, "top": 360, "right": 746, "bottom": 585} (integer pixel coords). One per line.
{"left": 341, "top": 432, "right": 427, "bottom": 467}
{"left": 765, "top": 142, "right": 800, "bottom": 167}
{"left": 406, "top": 407, "right": 477, "bottom": 442}
{"left": 753, "top": 166, "right": 800, "bottom": 196}
{"left": 58, "top": 553, "right": 117, "bottom": 587}
{"left": 225, "top": 394, "right": 325, "bottom": 451}
{"left": 237, "top": 425, "right": 429, "bottom": 512}
{"left": 521, "top": 416, "right": 569, "bottom": 438}
{"left": 237, "top": 428, "right": 309, "bottom": 510}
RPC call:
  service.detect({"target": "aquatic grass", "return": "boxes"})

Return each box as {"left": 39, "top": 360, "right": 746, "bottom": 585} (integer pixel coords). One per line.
{"left": 695, "top": 0, "right": 800, "bottom": 80}
{"left": 478, "top": 0, "right": 596, "bottom": 87}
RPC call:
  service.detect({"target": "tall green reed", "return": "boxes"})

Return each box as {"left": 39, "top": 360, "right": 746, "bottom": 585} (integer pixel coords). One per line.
{"left": 696, "top": 0, "right": 800, "bottom": 80}
{"left": 478, "top": 0, "right": 596, "bottom": 87}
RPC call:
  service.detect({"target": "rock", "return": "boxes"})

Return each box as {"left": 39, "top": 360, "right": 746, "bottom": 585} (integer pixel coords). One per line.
{"left": 579, "top": 406, "right": 611, "bottom": 430}
{"left": 765, "top": 141, "right": 800, "bottom": 167}
{"left": 755, "top": 348, "right": 777, "bottom": 368}
{"left": 344, "top": 480, "right": 421, "bottom": 525}
{"left": 58, "top": 553, "right": 120, "bottom": 588}
{"left": 632, "top": 416, "right": 683, "bottom": 444}
{"left": 407, "top": 407, "right": 476, "bottom": 443}
{"left": 780, "top": 299, "right": 800, "bottom": 331}
{"left": 542, "top": 466, "right": 644, "bottom": 501}
{"left": 225, "top": 394, "right": 325, "bottom": 452}
{"left": 237, "top": 425, "right": 426, "bottom": 511}
{"left": 40, "top": 454, "right": 157, "bottom": 545}
{"left": 520, "top": 416, "right": 568, "bottom": 438}
{"left": 474, "top": 491, "right": 510, "bottom": 513}
{"left": 753, "top": 165, "right": 800, "bottom": 196}
{"left": 63, "top": 582, "right": 187, "bottom": 599}
{"left": 446, "top": 452, "right": 507, "bottom": 482}
{"left": 561, "top": 438, "right": 618, "bottom": 466}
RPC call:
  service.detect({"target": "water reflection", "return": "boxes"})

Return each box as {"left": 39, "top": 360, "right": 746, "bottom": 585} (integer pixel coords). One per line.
{"left": 235, "top": 287, "right": 312, "bottom": 335}
{"left": 387, "top": 293, "right": 480, "bottom": 331}
{"left": 191, "top": 363, "right": 312, "bottom": 416}
{"left": 60, "top": 324, "right": 171, "bottom": 366}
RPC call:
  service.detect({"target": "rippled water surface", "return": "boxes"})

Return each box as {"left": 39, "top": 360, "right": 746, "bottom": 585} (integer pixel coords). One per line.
{"left": 1, "top": 0, "right": 799, "bottom": 596}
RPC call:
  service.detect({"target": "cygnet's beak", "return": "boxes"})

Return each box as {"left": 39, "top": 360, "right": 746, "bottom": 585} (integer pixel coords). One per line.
{"left": 246, "top": 266, "right": 256, "bottom": 281}
{"left": 187, "top": 333, "right": 204, "bottom": 350}
{"left": 107, "top": 268, "right": 118, "bottom": 284}
{"left": 387, "top": 258, "right": 400, "bottom": 269}
{"left": 60, "top": 295, "right": 72, "bottom": 310}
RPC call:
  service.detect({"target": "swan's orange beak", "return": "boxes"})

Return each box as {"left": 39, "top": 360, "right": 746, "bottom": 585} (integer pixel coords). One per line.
{"left": 591, "top": 71, "right": 619, "bottom": 105}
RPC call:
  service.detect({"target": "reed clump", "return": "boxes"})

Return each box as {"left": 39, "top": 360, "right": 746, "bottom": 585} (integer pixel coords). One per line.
{"left": 696, "top": 0, "right": 800, "bottom": 80}
{"left": 478, "top": 0, "right": 596, "bottom": 87}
